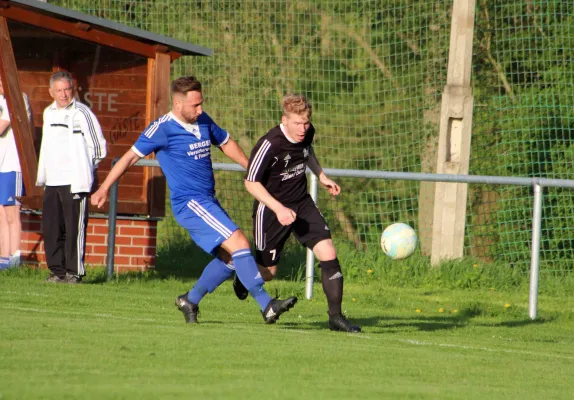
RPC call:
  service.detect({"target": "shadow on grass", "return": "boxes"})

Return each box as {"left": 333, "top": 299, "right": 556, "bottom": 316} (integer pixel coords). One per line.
{"left": 304, "top": 314, "right": 466, "bottom": 333}
{"left": 476, "top": 318, "right": 552, "bottom": 328}
{"left": 304, "top": 308, "right": 552, "bottom": 333}
{"left": 152, "top": 238, "right": 308, "bottom": 281}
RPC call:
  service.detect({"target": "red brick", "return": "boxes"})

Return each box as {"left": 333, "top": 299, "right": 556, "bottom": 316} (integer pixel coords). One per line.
{"left": 132, "top": 237, "right": 157, "bottom": 247}
{"left": 131, "top": 256, "right": 155, "bottom": 267}
{"left": 116, "top": 220, "right": 133, "bottom": 227}
{"left": 19, "top": 213, "right": 158, "bottom": 274}
{"left": 85, "top": 255, "right": 106, "bottom": 265}
{"left": 111, "top": 256, "right": 132, "bottom": 266}
{"left": 93, "top": 225, "right": 110, "bottom": 235}
{"left": 130, "top": 220, "right": 153, "bottom": 227}
{"left": 92, "top": 245, "right": 109, "bottom": 255}
{"left": 20, "top": 241, "right": 41, "bottom": 251}
{"left": 87, "top": 234, "right": 106, "bottom": 244}
{"left": 116, "top": 265, "right": 146, "bottom": 273}
{"left": 114, "top": 236, "right": 132, "bottom": 245}
{"left": 22, "top": 231, "right": 43, "bottom": 242}
{"left": 119, "top": 246, "right": 143, "bottom": 255}
{"left": 119, "top": 227, "right": 146, "bottom": 236}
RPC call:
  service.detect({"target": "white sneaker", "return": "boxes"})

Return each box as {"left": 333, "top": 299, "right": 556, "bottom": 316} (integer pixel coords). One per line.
{"left": 9, "top": 250, "right": 20, "bottom": 267}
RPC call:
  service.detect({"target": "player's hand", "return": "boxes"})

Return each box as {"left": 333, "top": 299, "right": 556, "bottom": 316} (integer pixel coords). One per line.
{"left": 91, "top": 187, "right": 108, "bottom": 209}
{"left": 277, "top": 207, "right": 296, "bottom": 226}
{"left": 320, "top": 176, "right": 341, "bottom": 196}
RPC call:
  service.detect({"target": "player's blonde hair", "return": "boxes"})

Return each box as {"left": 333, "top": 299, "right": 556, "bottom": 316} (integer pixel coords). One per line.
{"left": 282, "top": 94, "right": 312, "bottom": 118}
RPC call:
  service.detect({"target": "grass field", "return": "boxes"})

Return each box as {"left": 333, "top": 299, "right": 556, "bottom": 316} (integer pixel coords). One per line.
{"left": 1, "top": 266, "right": 574, "bottom": 400}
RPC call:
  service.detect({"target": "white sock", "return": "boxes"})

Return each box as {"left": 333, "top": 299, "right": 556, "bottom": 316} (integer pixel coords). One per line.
{"left": 9, "top": 250, "right": 20, "bottom": 266}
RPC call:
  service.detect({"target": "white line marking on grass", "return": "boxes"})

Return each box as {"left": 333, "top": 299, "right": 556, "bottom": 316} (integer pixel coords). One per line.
{"left": 348, "top": 334, "right": 372, "bottom": 339}
{"left": 399, "top": 339, "right": 574, "bottom": 361}
{"left": 1, "top": 306, "right": 158, "bottom": 323}
{"left": 4, "top": 291, "right": 49, "bottom": 298}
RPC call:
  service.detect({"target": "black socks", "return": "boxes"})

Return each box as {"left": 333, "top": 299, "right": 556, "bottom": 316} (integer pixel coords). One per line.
{"left": 320, "top": 258, "right": 344, "bottom": 316}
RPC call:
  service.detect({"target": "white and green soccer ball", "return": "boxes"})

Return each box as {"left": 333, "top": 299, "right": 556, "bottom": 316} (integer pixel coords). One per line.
{"left": 380, "top": 223, "right": 417, "bottom": 260}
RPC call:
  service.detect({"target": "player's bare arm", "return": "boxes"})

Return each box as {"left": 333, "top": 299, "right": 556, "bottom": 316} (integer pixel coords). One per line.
{"left": 0, "top": 119, "right": 10, "bottom": 136}
{"left": 91, "top": 149, "right": 141, "bottom": 208}
{"left": 244, "top": 180, "right": 296, "bottom": 226}
{"left": 219, "top": 137, "right": 249, "bottom": 169}
{"left": 308, "top": 146, "right": 341, "bottom": 196}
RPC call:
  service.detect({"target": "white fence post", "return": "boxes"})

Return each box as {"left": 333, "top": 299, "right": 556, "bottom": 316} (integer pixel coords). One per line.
{"left": 305, "top": 172, "right": 319, "bottom": 300}
{"left": 529, "top": 183, "right": 543, "bottom": 320}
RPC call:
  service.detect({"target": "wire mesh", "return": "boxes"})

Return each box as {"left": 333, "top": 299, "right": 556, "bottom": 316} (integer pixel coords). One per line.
{"left": 470, "top": 0, "right": 574, "bottom": 271}
{"left": 49, "top": 0, "right": 574, "bottom": 273}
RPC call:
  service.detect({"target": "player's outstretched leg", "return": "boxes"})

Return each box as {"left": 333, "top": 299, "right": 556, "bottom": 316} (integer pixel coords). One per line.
{"left": 175, "top": 294, "right": 199, "bottom": 323}
{"left": 232, "top": 273, "right": 248, "bottom": 300}
{"left": 231, "top": 249, "right": 297, "bottom": 323}
{"left": 261, "top": 296, "right": 298, "bottom": 324}
{"left": 320, "top": 258, "right": 361, "bottom": 333}
{"left": 175, "top": 257, "right": 234, "bottom": 323}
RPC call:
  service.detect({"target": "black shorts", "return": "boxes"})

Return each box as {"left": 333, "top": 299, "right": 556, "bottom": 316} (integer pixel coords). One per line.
{"left": 253, "top": 194, "right": 332, "bottom": 267}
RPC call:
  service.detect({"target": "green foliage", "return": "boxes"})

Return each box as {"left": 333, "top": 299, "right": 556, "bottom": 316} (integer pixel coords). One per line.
{"left": 49, "top": 0, "right": 574, "bottom": 272}
{"left": 471, "top": 0, "right": 574, "bottom": 269}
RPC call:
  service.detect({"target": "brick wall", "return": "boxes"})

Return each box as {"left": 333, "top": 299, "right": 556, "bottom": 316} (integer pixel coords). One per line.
{"left": 20, "top": 212, "right": 158, "bottom": 273}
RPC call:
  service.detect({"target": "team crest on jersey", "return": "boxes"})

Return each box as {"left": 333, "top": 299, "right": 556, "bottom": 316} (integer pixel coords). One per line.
{"left": 303, "top": 147, "right": 309, "bottom": 158}
{"left": 64, "top": 115, "right": 69, "bottom": 123}
{"left": 283, "top": 154, "right": 291, "bottom": 167}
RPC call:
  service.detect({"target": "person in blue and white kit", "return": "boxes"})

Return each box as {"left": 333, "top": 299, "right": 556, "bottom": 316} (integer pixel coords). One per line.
{"left": 36, "top": 71, "right": 107, "bottom": 283}
{"left": 91, "top": 76, "right": 297, "bottom": 324}
{"left": 0, "top": 78, "right": 32, "bottom": 270}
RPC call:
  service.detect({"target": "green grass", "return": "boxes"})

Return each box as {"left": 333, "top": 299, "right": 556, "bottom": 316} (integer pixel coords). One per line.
{"left": 1, "top": 266, "right": 574, "bottom": 399}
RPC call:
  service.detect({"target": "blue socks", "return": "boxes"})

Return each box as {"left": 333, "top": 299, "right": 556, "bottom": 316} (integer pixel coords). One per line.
{"left": 187, "top": 258, "right": 234, "bottom": 304}
{"left": 232, "top": 249, "right": 271, "bottom": 311}
{"left": 186, "top": 250, "right": 272, "bottom": 312}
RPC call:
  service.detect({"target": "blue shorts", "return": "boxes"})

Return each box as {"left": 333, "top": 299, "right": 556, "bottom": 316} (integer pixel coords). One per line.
{"left": 0, "top": 171, "right": 25, "bottom": 206}
{"left": 174, "top": 197, "right": 238, "bottom": 256}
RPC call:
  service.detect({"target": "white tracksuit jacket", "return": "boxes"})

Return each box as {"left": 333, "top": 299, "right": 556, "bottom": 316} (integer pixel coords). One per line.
{"left": 36, "top": 99, "right": 107, "bottom": 193}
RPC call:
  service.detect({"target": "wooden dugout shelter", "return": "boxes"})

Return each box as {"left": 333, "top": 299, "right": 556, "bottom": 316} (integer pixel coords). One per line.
{"left": 0, "top": 0, "right": 212, "bottom": 217}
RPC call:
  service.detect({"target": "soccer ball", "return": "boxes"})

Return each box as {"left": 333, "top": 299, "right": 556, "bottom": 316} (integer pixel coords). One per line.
{"left": 380, "top": 223, "right": 417, "bottom": 260}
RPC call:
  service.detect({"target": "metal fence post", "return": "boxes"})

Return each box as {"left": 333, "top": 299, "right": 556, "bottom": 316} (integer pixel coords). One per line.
{"left": 305, "top": 172, "right": 319, "bottom": 300}
{"left": 529, "top": 183, "right": 543, "bottom": 320}
{"left": 104, "top": 160, "right": 574, "bottom": 318}
{"left": 105, "top": 159, "right": 120, "bottom": 281}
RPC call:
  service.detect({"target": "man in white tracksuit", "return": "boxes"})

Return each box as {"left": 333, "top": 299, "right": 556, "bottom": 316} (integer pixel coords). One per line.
{"left": 36, "top": 71, "right": 107, "bottom": 283}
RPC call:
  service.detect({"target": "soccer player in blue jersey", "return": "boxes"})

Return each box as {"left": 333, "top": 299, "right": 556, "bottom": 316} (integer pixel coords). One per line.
{"left": 91, "top": 76, "right": 297, "bottom": 324}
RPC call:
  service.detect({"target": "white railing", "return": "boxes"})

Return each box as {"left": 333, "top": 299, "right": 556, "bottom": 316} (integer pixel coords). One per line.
{"left": 107, "top": 159, "right": 574, "bottom": 320}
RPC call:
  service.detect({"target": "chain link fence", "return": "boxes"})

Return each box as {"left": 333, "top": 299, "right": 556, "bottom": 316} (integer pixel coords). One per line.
{"left": 51, "top": 0, "right": 573, "bottom": 273}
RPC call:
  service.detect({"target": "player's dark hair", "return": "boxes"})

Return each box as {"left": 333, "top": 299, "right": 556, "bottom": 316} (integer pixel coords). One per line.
{"left": 282, "top": 94, "right": 312, "bottom": 118}
{"left": 171, "top": 76, "right": 202, "bottom": 96}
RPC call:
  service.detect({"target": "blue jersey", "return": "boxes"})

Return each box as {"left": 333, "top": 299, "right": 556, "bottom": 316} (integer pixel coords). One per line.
{"left": 132, "top": 112, "right": 230, "bottom": 208}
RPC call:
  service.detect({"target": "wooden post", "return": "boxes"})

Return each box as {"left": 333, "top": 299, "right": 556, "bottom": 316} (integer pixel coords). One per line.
{"left": 431, "top": 0, "right": 476, "bottom": 265}
{"left": 0, "top": 17, "right": 41, "bottom": 198}
{"left": 143, "top": 53, "right": 170, "bottom": 217}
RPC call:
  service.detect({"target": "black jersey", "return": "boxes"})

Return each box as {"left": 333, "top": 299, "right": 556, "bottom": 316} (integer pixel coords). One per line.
{"left": 246, "top": 124, "right": 315, "bottom": 206}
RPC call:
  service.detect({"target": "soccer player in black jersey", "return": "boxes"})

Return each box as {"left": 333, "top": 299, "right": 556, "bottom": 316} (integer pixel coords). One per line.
{"left": 237, "top": 94, "right": 360, "bottom": 332}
